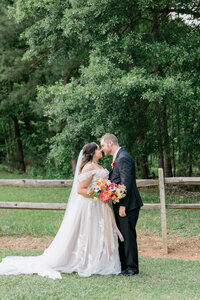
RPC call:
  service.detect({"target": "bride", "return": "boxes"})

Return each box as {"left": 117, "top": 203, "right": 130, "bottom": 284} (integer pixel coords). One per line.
{"left": 0, "top": 142, "right": 122, "bottom": 279}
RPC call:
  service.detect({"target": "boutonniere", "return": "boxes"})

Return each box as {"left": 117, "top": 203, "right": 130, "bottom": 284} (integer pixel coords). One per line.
{"left": 111, "top": 161, "right": 116, "bottom": 168}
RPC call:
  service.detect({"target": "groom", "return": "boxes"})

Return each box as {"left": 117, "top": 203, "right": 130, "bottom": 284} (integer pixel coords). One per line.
{"left": 100, "top": 133, "right": 143, "bottom": 276}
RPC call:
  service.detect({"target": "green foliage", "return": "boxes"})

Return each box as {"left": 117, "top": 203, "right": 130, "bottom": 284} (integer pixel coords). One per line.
{"left": 0, "top": 0, "right": 200, "bottom": 177}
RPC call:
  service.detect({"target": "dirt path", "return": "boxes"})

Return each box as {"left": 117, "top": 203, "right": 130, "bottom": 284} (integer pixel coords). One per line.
{"left": 138, "top": 235, "right": 200, "bottom": 260}
{"left": 0, "top": 234, "right": 199, "bottom": 261}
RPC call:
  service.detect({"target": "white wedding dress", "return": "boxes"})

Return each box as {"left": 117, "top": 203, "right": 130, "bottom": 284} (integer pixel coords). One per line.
{"left": 0, "top": 151, "right": 121, "bottom": 279}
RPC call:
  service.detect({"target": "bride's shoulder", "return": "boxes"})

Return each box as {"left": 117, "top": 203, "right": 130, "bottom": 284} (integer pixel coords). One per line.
{"left": 81, "top": 163, "right": 96, "bottom": 174}
{"left": 78, "top": 163, "right": 97, "bottom": 182}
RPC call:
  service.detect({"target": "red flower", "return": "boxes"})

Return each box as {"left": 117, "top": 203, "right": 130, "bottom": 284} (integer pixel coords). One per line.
{"left": 111, "top": 160, "right": 116, "bottom": 168}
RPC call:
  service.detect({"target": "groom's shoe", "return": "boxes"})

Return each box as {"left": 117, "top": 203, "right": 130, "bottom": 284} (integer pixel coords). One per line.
{"left": 122, "top": 267, "right": 139, "bottom": 276}
{"left": 119, "top": 269, "right": 126, "bottom": 276}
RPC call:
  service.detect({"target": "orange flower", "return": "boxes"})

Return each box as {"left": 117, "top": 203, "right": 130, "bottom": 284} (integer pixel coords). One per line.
{"left": 100, "top": 183, "right": 106, "bottom": 190}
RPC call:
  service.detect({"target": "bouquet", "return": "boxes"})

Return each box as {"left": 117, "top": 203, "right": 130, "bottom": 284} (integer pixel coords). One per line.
{"left": 87, "top": 178, "right": 126, "bottom": 204}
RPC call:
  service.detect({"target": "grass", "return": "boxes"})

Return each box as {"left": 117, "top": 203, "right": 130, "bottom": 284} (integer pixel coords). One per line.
{"left": 0, "top": 187, "right": 71, "bottom": 203}
{"left": 0, "top": 186, "right": 199, "bottom": 237}
{"left": 0, "top": 169, "right": 199, "bottom": 237}
{"left": 0, "top": 170, "right": 199, "bottom": 299}
{"left": 137, "top": 209, "right": 200, "bottom": 237}
{"left": 0, "top": 250, "right": 199, "bottom": 300}
{"left": 138, "top": 188, "right": 200, "bottom": 237}
{"left": 0, "top": 186, "right": 69, "bottom": 236}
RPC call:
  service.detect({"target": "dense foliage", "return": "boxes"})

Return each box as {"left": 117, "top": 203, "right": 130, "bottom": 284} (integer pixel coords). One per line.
{"left": 0, "top": 0, "right": 200, "bottom": 178}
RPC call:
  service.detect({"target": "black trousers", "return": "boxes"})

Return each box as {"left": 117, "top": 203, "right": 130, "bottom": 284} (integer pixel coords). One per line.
{"left": 115, "top": 208, "right": 140, "bottom": 272}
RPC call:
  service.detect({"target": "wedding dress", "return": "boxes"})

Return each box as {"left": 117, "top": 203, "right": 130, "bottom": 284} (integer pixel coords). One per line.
{"left": 0, "top": 151, "right": 121, "bottom": 279}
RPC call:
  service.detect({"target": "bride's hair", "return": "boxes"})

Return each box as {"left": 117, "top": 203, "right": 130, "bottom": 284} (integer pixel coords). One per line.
{"left": 80, "top": 142, "right": 98, "bottom": 173}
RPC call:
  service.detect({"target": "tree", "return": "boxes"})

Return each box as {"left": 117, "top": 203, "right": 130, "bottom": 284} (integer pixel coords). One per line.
{"left": 1, "top": 0, "right": 199, "bottom": 177}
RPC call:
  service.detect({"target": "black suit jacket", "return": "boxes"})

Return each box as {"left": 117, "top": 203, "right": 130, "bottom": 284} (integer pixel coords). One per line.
{"left": 109, "top": 148, "right": 143, "bottom": 213}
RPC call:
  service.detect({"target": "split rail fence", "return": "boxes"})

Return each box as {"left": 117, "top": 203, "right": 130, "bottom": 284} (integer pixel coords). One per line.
{"left": 0, "top": 168, "right": 199, "bottom": 253}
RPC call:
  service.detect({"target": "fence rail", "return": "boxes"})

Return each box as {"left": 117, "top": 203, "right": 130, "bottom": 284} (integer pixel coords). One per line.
{"left": 0, "top": 179, "right": 159, "bottom": 188}
{"left": 1, "top": 202, "right": 199, "bottom": 211}
{"left": 0, "top": 179, "right": 73, "bottom": 188}
{"left": 0, "top": 172, "right": 200, "bottom": 254}
{"left": 0, "top": 177, "right": 199, "bottom": 188}
{"left": 164, "top": 177, "right": 200, "bottom": 185}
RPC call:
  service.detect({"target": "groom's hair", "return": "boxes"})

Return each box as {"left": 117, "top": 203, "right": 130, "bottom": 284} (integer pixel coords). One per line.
{"left": 100, "top": 133, "right": 118, "bottom": 145}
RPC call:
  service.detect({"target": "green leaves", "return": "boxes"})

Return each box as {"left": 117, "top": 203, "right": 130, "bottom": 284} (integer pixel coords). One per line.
{"left": 1, "top": 0, "right": 200, "bottom": 176}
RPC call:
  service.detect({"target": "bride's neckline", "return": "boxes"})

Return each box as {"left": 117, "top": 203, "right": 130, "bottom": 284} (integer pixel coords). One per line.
{"left": 87, "top": 162, "right": 104, "bottom": 170}
{"left": 79, "top": 168, "right": 107, "bottom": 176}
{"left": 79, "top": 162, "right": 105, "bottom": 176}
{"left": 91, "top": 161, "right": 104, "bottom": 169}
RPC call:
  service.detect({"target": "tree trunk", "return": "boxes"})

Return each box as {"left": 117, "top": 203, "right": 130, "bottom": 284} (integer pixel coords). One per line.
{"left": 189, "top": 153, "right": 193, "bottom": 177}
{"left": 139, "top": 155, "right": 150, "bottom": 179}
{"left": 160, "top": 103, "right": 172, "bottom": 177}
{"left": 150, "top": 12, "right": 172, "bottom": 177}
{"left": 8, "top": 119, "right": 15, "bottom": 171}
{"left": 1, "top": 122, "right": 10, "bottom": 165}
{"left": 137, "top": 135, "right": 150, "bottom": 179}
{"left": 71, "top": 159, "right": 77, "bottom": 176}
{"left": 12, "top": 116, "right": 26, "bottom": 172}
{"left": 170, "top": 103, "right": 176, "bottom": 176}
{"left": 176, "top": 102, "right": 181, "bottom": 164}
{"left": 156, "top": 106, "right": 164, "bottom": 169}
{"left": 188, "top": 113, "right": 195, "bottom": 177}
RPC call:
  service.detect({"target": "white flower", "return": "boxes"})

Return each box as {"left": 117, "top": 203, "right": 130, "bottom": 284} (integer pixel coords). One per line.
{"left": 94, "top": 186, "right": 101, "bottom": 193}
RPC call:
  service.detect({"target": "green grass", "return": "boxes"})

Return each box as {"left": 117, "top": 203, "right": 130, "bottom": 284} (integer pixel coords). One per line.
{"left": 0, "top": 187, "right": 71, "bottom": 203}
{"left": 0, "top": 186, "right": 199, "bottom": 237}
{"left": 0, "top": 170, "right": 199, "bottom": 299}
{"left": 138, "top": 188, "right": 200, "bottom": 237}
{"left": 0, "top": 169, "right": 199, "bottom": 237}
{"left": 0, "top": 209, "right": 65, "bottom": 236}
{"left": 0, "top": 186, "right": 69, "bottom": 236}
{"left": 140, "top": 189, "right": 160, "bottom": 203}
{"left": 137, "top": 209, "right": 200, "bottom": 237}
{"left": 0, "top": 250, "right": 199, "bottom": 300}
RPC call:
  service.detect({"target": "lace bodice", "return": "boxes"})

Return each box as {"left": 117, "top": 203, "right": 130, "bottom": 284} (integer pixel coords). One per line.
{"left": 78, "top": 169, "right": 109, "bottom": 188}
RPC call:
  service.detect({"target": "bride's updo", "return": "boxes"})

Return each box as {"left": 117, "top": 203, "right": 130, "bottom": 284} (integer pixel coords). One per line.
{"left": 80, "top": 142, "right": 98, "bottom": 173}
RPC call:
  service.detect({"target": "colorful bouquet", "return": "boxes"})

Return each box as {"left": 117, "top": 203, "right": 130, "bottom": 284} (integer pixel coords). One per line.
{"left": 87, "top": 178, "right": 126, "bottom": 204}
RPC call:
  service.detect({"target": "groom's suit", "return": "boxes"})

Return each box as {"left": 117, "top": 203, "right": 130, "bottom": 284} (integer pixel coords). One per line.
{"left": 109, "top": 148, "right": 143, "bottom": 272}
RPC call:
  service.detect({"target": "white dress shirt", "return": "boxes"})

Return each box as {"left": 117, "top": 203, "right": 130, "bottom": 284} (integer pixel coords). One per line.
{"left": 113, "top": 147, "right": 121, "bottom": 162}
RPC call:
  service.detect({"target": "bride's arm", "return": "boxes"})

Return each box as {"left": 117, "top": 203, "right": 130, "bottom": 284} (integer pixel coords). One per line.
{"left": 78, "top": 176, "right": 93, "bottom": 197}
{"left": 78, "top": 164, "right": 94, "bottom": 197}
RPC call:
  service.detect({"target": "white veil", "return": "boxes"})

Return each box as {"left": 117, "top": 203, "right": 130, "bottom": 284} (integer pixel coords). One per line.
{"left": 38, "top": 149, "right": 84, "bottom": 265}
{"left": 63, "top": 149, "right": 83, "bottom": 213}
{"left": 0, "top": 150, "right": 84, "bottom": 280}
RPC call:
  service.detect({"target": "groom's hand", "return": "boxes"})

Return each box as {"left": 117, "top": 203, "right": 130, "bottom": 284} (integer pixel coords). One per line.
{"left": 119, "top": 206, "right": 126, "bottom": 217}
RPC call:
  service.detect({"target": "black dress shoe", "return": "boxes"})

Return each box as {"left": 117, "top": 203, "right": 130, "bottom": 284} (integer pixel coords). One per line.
{"left": 118, "top": 269, "right": 127, "bottom": 276}
{"left": 122, "top": 268, "right": 139, "bottom": 276}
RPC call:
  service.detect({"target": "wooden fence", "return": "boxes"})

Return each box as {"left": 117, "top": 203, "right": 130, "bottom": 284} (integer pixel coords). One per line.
{"left": 0, "top": 169, "right": 200, "bottom": 253}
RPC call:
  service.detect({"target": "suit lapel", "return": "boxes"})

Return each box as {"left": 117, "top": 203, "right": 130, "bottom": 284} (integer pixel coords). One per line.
{"left": 109, "top": 148, "right": 123, "bottom": 177}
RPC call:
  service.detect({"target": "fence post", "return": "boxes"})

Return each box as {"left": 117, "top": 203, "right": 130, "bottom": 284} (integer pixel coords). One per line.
{"left": 158, "top": 168, "right": 168, "bottom": 254}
